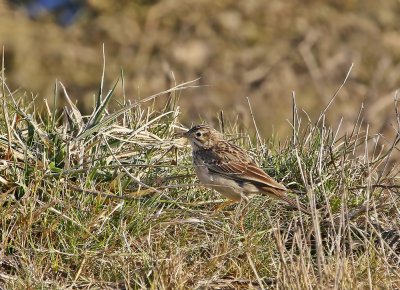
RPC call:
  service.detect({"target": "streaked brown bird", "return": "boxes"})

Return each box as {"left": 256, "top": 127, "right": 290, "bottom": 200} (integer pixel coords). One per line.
{"left": 181, "top": 124, "right": 310, "bottom": 215}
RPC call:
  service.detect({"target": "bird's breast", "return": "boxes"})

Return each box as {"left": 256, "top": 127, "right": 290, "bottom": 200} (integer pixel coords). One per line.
{"left": 192, "top": 156, "right": 258, "bottom": 202}
{"left": 193, "top": 158, "right": 214, "bottom": 185}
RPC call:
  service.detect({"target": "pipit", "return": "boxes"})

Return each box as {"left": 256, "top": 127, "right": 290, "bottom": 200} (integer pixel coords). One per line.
{"left": 180, "top": 124, "right": 310, "bottom": 215}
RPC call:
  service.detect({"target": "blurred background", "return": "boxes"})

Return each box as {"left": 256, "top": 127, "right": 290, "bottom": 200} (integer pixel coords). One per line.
{"left": 1, "top": 0, "right": 400, "bottom": 139}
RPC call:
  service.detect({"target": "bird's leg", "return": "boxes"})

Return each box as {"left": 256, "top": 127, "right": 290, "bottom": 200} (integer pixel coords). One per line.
{"left": 214, "top": 199, "right": 236, "bottom": 212}
{"left": 235, "top": 198, "right": 250, "bottom": 232}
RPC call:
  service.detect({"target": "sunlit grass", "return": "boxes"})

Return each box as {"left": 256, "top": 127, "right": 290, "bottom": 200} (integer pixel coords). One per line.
{"left": 0, "top": 64, "right": 399, "bottom": 289}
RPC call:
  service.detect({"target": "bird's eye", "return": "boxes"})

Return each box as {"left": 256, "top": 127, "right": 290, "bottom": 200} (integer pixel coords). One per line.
{"left": 196, "top": 132, "right": 202, "bottom": 137}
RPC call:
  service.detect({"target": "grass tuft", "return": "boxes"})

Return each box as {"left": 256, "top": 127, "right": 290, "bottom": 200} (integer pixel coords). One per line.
{"left": 0, "top": 65, "right": 399, "bottom": 289}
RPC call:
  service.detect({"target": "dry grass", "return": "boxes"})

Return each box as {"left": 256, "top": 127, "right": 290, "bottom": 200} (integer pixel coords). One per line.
{"left": 0, "top": 59, "right": 399, "bottom": 289}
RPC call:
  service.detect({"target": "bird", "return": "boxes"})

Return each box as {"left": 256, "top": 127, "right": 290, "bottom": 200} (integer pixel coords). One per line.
{"left": 180, "top": 124, "right": 310, "bottom": 215}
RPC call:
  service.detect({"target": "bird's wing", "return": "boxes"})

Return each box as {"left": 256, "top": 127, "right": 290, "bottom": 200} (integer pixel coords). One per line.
{"left": 198, "top": 141, "right": 287, "bottom": 191}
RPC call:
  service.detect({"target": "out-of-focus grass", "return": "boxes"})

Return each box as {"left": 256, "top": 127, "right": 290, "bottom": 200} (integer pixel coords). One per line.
{"left": 0, "top": 63, "right": 399, "bottom": 289}
{"left": 2, "top": 0, "right": 400, "bottom": 140}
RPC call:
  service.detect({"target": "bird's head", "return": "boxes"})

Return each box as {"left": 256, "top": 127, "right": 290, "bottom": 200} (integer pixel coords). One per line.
{"left": 181, "top": 124, "right": 223, "bottom": 150}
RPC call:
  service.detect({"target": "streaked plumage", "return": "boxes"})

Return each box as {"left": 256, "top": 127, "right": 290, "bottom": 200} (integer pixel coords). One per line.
{"left": 182, "top": 124, "right": 310, "bottom": 215}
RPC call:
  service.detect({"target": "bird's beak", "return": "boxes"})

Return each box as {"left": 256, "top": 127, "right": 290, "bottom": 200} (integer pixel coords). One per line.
{"left": 174, "top": 130, "right": 188, "bottom": 138}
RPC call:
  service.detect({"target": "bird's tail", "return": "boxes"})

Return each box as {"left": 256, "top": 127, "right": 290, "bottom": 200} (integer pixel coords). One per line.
{"left": 262, "top": 187, "right": 311, "bottom": 215}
